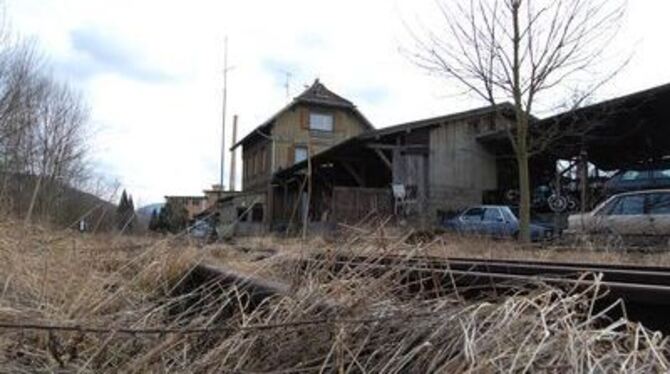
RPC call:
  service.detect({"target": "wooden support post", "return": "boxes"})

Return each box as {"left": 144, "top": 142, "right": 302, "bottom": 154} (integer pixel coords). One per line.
{"left": 283, "top": 182, "right": 288, "bottom": 222}
{"left": 374, "top": 149, "right": 392, "bottom": 170}
{"left": 579, "top": 150, "right": 588, "bottom": 213}
{"left": 302, "top": 139, "right": 313, "bottom": 239}
{"left": 229, "top": 115, "right": 238, "bottom": 191}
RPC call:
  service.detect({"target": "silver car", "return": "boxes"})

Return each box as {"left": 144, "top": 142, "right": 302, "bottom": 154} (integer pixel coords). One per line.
{"left": 566, "top": 189, "right": 670, "bottom": 244}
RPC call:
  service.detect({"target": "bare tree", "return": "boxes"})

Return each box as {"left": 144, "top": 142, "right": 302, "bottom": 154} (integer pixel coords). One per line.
{"left": 410, "top": 0, "right": 625, "bottom": 241}
{"left": 0, "top": 1, "right": 101, "bottom": 226}
{"left": 23, "top": 75, "right": 90, "bottom": 223}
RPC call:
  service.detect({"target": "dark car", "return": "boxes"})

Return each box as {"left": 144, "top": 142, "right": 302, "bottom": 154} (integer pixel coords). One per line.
{"left": 443, "top": 205, "right": 553, "bottom": 241}
{"left": 604, "top": 165, "right": 670, "bottom": 196}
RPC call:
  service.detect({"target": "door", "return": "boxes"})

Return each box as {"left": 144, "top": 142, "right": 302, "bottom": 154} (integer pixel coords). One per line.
{"left": 459, "top": 207, "right": 485, "bottom": 234}
{"left": 601, "top": 194, "right": 646, "bottom": 235}
{"left": 647, "top": 192, "right": 670, "bottom": 236}
{"left": 481, "top": 207, "right": 506, "bottom": 237}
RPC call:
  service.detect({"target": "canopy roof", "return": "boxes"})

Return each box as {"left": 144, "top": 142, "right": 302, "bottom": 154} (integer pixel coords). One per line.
{"left": 540, "top": 83, "right": 670, "bottom": 170}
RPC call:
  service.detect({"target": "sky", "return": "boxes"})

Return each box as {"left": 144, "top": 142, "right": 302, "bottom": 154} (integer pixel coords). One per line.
{"left": 6, "top": 0, "right": 670, "bottom": 206}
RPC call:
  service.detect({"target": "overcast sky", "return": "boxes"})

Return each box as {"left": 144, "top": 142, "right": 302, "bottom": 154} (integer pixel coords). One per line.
{"left": 7, "top": 0, "right": 670, "bottom": 206}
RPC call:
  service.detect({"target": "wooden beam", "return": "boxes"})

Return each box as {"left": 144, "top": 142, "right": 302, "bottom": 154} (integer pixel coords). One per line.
{"left": 374, "top": 149, "right": 393, "bottom": 170}
{"left": 367, "top": 143, "right": 428, "bottom": 151}
{"left": 341, "top": 161, "right": 365, "bottom": 186}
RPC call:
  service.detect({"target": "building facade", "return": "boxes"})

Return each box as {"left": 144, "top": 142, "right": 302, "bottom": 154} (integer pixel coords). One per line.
{"left": 225, "top": 80, "right": 374, "bottom": 232}
{"left": 272, "top": 103, "right": 524, "bottom": 228}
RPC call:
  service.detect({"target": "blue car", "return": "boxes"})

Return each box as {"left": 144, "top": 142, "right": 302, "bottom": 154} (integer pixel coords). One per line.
{"left": 443, "top": 205, "right": 553, "bottom": 241}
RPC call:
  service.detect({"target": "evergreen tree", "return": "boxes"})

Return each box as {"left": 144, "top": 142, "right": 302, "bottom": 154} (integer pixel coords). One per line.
{"left": 154, "top": 202, "right": 187, "bottom": 234}
{"left": 115, "top": 189, "right": 136, "bottom": 233}
{"left": 148, "top": 209, "right": 159, "bottom": 231}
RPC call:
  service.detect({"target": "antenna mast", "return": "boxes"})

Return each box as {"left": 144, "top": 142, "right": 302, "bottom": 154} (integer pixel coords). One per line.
{"left": 220, "top": 37, "right": 229, "bottom": 193}
{"left": 282, "top": 70, "right": 292, "bottom": 102}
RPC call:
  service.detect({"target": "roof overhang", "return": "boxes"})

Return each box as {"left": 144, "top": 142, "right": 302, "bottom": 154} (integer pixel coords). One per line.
{"left": 537, "top": 83, "right": 670, "bottom": 170}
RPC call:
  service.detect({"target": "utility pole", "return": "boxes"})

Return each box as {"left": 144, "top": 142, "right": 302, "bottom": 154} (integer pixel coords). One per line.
{"left": 220, "top": 37, "right": 230, "bottom": 194}
{"left": 283, "top": 70, "right": 292, "bottom": 102}
{"left": 229, "top": 114, "right": 238, "bottom": 191}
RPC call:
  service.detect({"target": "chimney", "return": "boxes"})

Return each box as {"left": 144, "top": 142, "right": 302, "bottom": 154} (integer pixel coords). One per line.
{"left": 229, "top": 114, "right": 238, "bottom": 191}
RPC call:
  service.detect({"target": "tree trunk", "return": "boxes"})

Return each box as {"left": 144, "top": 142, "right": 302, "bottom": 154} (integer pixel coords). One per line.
{"left": 25, "top": 174, "right": 42, "bottom": 225}
{"left": 517, "top": 149, "right": 531, "bottom": 242}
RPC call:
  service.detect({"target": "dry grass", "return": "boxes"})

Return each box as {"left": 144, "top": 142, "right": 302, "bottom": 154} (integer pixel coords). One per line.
{"left": 248, "top": 224, "right": 670, "bottom": 268}
{"left": 0, "top": 218, "right": 669, "bottom": 372}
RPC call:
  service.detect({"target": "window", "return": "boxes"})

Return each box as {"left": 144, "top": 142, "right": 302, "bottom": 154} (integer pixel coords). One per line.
{"left": 596, "top": 197, "right": 620, "bottom": 216}
{"left": 652, "top": 169, "right": 670, "bottom": 179}
{"left": 461, "top": 207, "right": 484, "bottom": 222}
{"left": 621, "top": 170, "right": 647, "bottom": 181}
{"left": 609, "top": 195, "right": 645, "bottom": 215}
{"left": 294, "top": 146, "right": 308, "bottom": 163}
{"left": 468, "top": 119, "right": 480, "bottom": 134}
{"left": 309, "top": 112, "right": 333, "bottom": 132}
{"left": 649, "top": 193, "right": 670, "bottom": 215}
{"left": 483, "top": 208, "right": 503, "bottom": 222}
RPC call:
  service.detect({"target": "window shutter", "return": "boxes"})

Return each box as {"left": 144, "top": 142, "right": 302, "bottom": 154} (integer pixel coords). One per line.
{"left": 287, "top": 145, "right": 294, "bottom": 166}
{"left": 300, "top": 108, "right": 309, "bottom": 129}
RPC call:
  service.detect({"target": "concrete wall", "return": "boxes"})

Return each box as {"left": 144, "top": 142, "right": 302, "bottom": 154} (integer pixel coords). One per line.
{"left": 428, "top": 118, "right": 499, "bottom": 219}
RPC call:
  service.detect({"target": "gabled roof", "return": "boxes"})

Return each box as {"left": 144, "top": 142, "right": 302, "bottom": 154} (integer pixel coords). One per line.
{"left": 231, "top": 79, "right": 374, "bottom": 150}
{"left": 294, "top": 79, "right": 355, "bottom": 108}
{"left": 274, "top": 103, "right": 516, "bottom": 179}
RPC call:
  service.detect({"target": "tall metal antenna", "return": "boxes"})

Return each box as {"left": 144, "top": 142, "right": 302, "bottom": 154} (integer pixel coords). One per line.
{"left": 283, "top": 70, "right": 292, "bottom": 102}
{"left": 220, "top": 37, "right": 229, "bottom": 194}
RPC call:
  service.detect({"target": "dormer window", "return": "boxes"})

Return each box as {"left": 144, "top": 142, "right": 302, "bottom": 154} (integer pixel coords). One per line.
{"left": 309, "top": 112, "right": 333, "bottom": 132}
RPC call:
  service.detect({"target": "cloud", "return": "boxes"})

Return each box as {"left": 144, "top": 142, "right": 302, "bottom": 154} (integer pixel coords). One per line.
{"left": 260, "top": 57, "right": 301, "bottom": 87}
{"left": 8, "top": 0, "right": 670, "bottom": 204}
{"left": 297, "top": 33, "right": 327, "bottom": 49}
{"left": 353, "top": 86, "right": 389, "bottom": 105}
{"left": 64, "top": 27, "right": 172, "bottom": 83}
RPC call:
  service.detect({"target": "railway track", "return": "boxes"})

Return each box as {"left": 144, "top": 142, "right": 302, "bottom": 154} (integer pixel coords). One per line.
{"left": 307, "top": 254, "right": 670, "bottom": 332}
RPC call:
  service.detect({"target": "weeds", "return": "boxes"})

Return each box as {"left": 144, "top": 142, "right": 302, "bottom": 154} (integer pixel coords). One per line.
{"left": 0, "top": 219, "right": 668, "bottom": 372}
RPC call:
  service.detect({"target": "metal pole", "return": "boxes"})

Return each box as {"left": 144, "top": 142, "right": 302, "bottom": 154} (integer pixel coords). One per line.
{"left": 229, "top": 114, "right": 238, "bottom": 191}
{"left": 220, "top": 37, "right": 228, "bottom": 194}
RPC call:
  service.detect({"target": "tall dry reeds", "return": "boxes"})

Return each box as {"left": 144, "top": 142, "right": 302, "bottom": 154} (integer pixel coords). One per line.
{"left": 0, "top": 219, "right": 668, "bottom": 372}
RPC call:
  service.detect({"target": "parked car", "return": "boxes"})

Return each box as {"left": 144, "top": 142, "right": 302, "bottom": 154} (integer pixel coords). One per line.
{"left": 443, "top": 205, "right": 554, "bottom": 241}
{"left": 188, "top": 219, "right": 216, "bottom": 240}
{"left": 566, "top": 189, "right": 670, "bottom": 244}
{"left": 603, "top": 165, "right": 670, "bottom": 196}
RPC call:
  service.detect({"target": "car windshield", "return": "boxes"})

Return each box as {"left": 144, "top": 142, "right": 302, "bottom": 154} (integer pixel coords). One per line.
{"left": 618, "top": 167, "right": 670, "bottom": 181}
{"left": 652, "top": 169, "right": 670, "bottom": 179}
{"left": 621, "top": 170, "right": 646, "bottom": 181}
